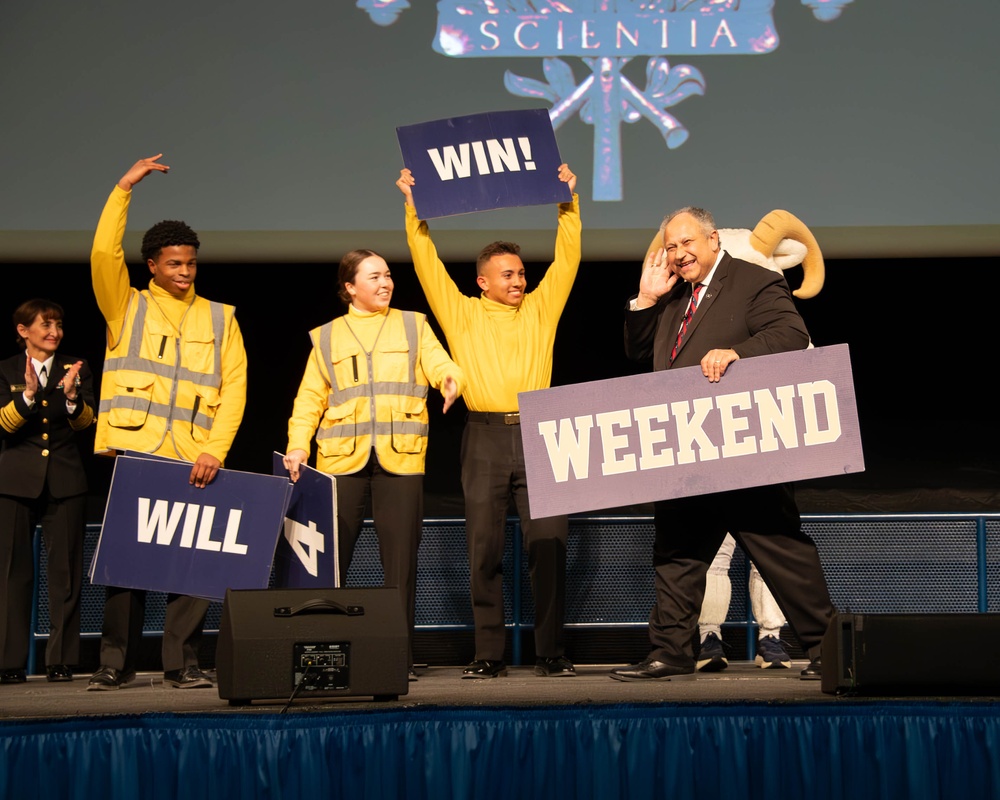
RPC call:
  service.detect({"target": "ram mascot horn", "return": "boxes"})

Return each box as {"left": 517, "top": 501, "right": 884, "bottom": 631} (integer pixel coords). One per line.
{"left": 645, "top": 209, "right": 825, "bottom": 300}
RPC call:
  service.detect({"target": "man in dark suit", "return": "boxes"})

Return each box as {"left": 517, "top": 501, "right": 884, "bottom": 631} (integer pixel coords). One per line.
{"left": 0, "top": 299, "right": 94, "bottom": 683}
{"left": 611, "top": 206, "right": 835, "bottom": 681}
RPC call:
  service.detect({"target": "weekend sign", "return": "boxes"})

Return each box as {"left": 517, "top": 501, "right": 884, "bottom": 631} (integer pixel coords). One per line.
{"left": 518, "top": 345, "right": 863, "bottom": 518}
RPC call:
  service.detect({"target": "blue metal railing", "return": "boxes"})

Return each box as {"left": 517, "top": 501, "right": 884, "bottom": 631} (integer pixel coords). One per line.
{"left": 28, "top": 512, "right": 1000, "bottom": 671}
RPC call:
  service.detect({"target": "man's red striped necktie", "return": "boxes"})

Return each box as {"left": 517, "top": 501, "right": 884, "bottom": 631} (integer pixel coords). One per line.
{"left": 669, "top": 282, "right": 703, "bottom": 365}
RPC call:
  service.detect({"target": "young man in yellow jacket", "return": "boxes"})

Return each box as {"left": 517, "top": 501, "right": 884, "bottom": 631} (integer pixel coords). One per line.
{"left": 88, "top": 154, "right": 248, "bottom": 691}
{"left": 284, "top": 248, "right": 463, "bottom": 678}
{"left": 396, "top": 164, "right": 581, "bottom": 679}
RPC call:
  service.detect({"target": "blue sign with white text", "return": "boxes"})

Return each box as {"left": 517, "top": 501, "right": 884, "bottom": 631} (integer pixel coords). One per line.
{"left": 397, "top": 108, "right": 570, "bottom": 219}
{"left": 271, "top": 452, "right": 339, "bottom": 588}
{"left": 90, "top": 456, "right": 292, "bottom": 600}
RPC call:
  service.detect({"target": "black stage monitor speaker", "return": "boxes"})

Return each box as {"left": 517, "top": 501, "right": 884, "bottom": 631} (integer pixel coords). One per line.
{"left": 821, "top": 612, "right": 1000, "bottom": 696}
{"left": 216, "top": 587, "right": 409, "bottom": 705}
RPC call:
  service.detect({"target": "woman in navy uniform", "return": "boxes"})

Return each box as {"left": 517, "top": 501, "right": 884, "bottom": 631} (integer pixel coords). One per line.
{"left": 0, "top": 299, "right": 95, "bottom": 683}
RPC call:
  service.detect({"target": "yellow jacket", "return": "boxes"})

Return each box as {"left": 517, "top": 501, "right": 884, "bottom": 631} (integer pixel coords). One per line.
{"left": 287, "top": 306, "right": 463, "bottom": 476}
{"left": 91, "top": 186, "right": 247, "bottom": 463}
{"left": 404, "top": 195, "right": 581, "bottom": 411}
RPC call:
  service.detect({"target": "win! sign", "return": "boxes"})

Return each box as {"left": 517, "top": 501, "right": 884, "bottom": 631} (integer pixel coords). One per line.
{"left": 397, "top": 108, "right": 571, "bottom": 218}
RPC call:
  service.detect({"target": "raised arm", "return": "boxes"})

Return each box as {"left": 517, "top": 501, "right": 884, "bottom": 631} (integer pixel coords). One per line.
{"left": 624, "top": 243, "right": 684, "bottom": 362}
{"left": 398, "top": 168, "right": 469, "bottom": 338}
{"left": 91, "top": 155, "right": 171, "bottom": 336}
{"left": 529, "top": 164, "right": 582, "bottom": 316}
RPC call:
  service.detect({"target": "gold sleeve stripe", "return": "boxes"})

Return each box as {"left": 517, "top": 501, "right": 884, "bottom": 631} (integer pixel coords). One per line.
{"left": 69, "top": 404, "right": 96, "bottom": 431}
{"left": 0, "top": 401, "right": 27, "bottom": 434}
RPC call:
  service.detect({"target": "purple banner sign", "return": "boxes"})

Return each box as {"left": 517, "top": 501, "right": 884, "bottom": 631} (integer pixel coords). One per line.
{"left": 271, "top": 452, "right": 339, "bottom": 589}
{"left": 518, "top": 345, "right": 863, "bottom": 518}
{"left": 90, "top": 455, "right": 293, "bottom": 600}
{"left": 397, "top": 108, "right": 571, "bottom": 219}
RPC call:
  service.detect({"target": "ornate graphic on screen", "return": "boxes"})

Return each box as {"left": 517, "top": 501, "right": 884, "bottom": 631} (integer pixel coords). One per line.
{"left": 357, "top": 1, "right": 855, "bottom": 201}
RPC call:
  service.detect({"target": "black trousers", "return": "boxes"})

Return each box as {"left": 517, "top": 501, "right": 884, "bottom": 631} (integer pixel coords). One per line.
{"left": 0, "top": 491, "right": 84, "bottom": 669}
{"left": 98, "top": 589, "right": 209, "bottom": 673}
{"left": 461, "top": 418, "right": 567, "bottom": 661}
{"left": 335, "top": 453, "right": 423, "bottom": 666}
{"left": 648, "top": 484, "right": 835, "bottom": 668}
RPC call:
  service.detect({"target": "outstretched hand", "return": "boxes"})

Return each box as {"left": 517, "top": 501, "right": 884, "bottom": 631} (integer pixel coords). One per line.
{"left": 441, "top": 375, "right": 459, "bottom": 414}
{"left": 118, "top": 154, "right": 170, "bottom": 192}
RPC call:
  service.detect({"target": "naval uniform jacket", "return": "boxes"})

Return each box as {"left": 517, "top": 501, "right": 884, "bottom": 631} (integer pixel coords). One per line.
{"left": 0, "top": 353, "right": 95, "bottom": 500}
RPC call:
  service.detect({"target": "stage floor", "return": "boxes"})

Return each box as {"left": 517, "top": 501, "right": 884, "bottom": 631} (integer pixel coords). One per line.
{"left": 3, "top": 661, "right": 998, "bottom": 721}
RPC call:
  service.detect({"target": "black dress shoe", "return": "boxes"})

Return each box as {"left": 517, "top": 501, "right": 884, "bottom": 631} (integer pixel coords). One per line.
{"left": 609, "top": 658, "right": 694, "bottom": 682}
{"left": 0, "top": 669, "right": 26, "bottom": 684}
{"left": 164, "top": 666, "right": 214, "bottom": 689}
{"left": 534, "top": 656, "right": 577, "bottom": 677}
{"left": 408, "top": 668, "right": 419, "bottom": 682}
{"left": 46, "top": 665, "right": 73, "bottom": 682}
{"left": 88, "top": 666, "right": 136, "bottom": 691}
{"left": 462, "top": 659, "right": 507, "bottom": 679}
{"left": 800, "top": 656, "right": 822, "bottom": 680}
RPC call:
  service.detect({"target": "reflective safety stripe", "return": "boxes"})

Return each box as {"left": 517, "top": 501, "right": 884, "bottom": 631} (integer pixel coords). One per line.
{"left": 315, "top": 382, "right": 429, "bottom": 405}
{"left": 101, "top": 357, "right": 226, "bottom": 386}
{"left": 401, "top": 311, "right": 419, "bottom": 383}
{"left": 316, "top": 320, "right": 335, "bottom": 390}
{"left": 315, "top": 419, "right": 429, "bottom": 441}
{"left": 99, "top": 398, "right": 216, "bottom": 431}
{"left": 375, "top": 381, "right": 427, "bottom": 398}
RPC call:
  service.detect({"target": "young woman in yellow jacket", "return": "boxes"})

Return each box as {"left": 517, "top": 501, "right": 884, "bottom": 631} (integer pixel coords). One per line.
{"left": 283, "top": 249, "right": 463, "bottom": 677}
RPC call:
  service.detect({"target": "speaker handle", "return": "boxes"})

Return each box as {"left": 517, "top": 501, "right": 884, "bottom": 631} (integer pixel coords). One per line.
{"left": 273, "top": 599, "right": 365, "bottom": 617}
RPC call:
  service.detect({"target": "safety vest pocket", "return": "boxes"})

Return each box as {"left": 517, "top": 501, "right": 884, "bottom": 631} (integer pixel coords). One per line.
{"left": 331, "top": 344, "right": 363, "bottom": 387}
{"left": 181, "top": 331, "right": 217, "bottom": 375}
{"left": 390, "top": 408, "right": 426, "bottom": 455}
{"left": 317, "top": 406, "right": 357, "bottom": 457}
{"left": 190, "top": 385, "right": 221, "bottom": 442}
{"left": 106, "top": 370, "right": 155, "bottom": 429}
{"left": 374, "top": 343, "right": 410, "bottom": 381}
